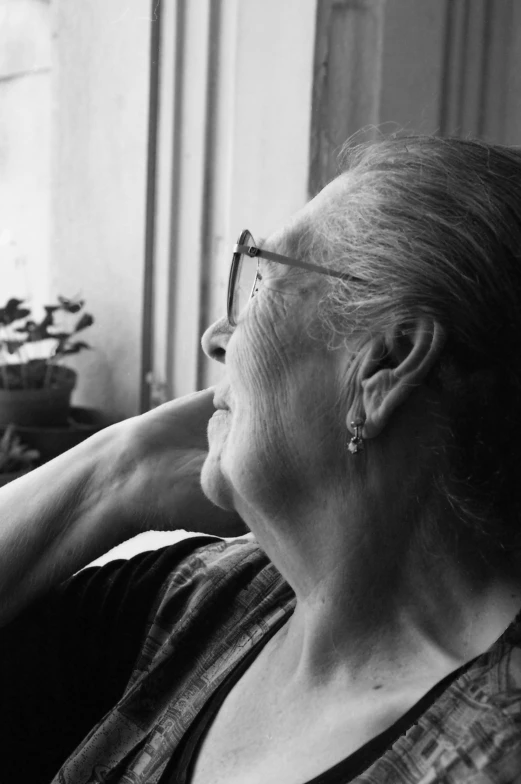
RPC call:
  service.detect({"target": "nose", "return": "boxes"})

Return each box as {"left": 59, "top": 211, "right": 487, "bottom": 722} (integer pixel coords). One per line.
{"left": 201, "top": 316, "right": 234, "bottom": 364}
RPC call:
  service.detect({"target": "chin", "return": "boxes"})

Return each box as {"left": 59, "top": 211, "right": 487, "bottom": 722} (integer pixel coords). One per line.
{"left": 200, "top": 452, "right": 236, "bottom": 511}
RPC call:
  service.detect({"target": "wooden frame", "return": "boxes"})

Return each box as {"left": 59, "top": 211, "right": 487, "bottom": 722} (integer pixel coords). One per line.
{"left": 143, "top": 0, "right": 317, "bottom": 405}
{"left": 308, "top": 0, "right": 518, "bottom": 198}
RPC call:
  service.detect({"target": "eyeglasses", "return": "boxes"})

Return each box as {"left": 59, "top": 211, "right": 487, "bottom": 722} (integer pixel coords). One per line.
{"left": 227, "top": 228, "right": 358, "bottom": 326}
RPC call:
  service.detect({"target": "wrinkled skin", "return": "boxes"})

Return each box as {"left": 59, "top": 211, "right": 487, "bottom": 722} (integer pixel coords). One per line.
{"left": 201, "top": 183, "right": 357, "bottom": 536}
{"left": 123, "top": 388, "right": 247, "bottom": 537}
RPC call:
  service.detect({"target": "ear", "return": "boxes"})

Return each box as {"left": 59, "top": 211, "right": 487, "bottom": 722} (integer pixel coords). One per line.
{"left": 351, "top": 318, "right": 446, "bottom": 439}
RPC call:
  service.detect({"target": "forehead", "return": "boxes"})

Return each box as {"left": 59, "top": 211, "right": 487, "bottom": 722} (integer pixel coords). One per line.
{"left": 263, "top": 174, "right": 350, "bottom": 254}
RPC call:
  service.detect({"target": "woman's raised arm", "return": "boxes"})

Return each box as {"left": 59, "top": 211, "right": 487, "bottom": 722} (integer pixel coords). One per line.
{"left": 0, "top": 388, "right": 245, "bottom": 626}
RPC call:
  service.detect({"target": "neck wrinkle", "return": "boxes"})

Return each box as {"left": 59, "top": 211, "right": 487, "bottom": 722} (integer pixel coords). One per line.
{"left": 252, "top": 507, "right": 521, "bottom": 694}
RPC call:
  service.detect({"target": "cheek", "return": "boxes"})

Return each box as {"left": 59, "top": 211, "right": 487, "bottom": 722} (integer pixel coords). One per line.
{"left": 224, "top": 351, "right": 343, "bottom": 510}
{"left": 226, "top": 320, "right": 282, "bottom": 414}
{"left": 216, "top": 351, "right": 293, "bottom": 508}
{"left": 233, "top": 306, "right": 298, "bottom": 389}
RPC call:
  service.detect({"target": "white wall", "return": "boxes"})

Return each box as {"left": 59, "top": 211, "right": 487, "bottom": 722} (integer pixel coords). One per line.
{"left": 150, "top": 0, "right": 318, "bottom": 401}
{"left": 202, "top": 0, "right": 318, "bottom": 389}
{"left": 0, "top": 0, "right": 51, "bottom": 310}
{"left": 51, "top": 0, "right": 151, "bottom": 420}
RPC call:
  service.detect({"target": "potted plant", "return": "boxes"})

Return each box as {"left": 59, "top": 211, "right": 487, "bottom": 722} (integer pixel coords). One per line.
{"left": 0, "top": 296, "right": 94, "bottom": 427}
{"left": 0, "top": 424, "right": 40, "bottom": 486}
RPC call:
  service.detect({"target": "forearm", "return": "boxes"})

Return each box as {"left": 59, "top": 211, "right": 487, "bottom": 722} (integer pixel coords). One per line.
{"left": 0, "top": 389, "right": 246, "bottom": 627}
{"left": 0, "top": 424, "right": 136, "bottom": 626}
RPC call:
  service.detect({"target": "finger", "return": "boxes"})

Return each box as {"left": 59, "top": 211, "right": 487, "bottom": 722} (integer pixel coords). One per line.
{"left": 175, "top": 387, "right": 217, "bottom": 423}
{"left": 147, "top": 388, "right": 217, "bottom": 441}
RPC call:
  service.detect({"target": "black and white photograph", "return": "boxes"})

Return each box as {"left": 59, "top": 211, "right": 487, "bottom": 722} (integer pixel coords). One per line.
{"left": 1, "top": 1, "right": 521, "bottom": 782}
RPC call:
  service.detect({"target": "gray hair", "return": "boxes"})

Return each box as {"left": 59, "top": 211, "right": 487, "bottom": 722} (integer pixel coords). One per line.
{"left": 315, "top": 136, "right": 521, "bottom": 559}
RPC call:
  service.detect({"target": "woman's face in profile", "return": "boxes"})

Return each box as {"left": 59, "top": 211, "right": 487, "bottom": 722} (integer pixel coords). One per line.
{"left": 201, "top": 181, "right": 355, "bottom": 521}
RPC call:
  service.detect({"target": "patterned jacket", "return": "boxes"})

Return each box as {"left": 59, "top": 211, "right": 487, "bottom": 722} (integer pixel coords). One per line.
{"left": 50, "top": 535, "right": 521, "bottom": 784}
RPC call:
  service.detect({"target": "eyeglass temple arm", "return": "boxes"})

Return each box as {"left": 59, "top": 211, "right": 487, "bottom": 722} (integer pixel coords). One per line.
{"left": 234, "top": 244, "right": 355, "bottom": 282}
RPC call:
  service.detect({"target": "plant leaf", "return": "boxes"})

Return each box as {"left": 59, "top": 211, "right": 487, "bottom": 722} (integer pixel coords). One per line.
{"left": 58, "top": 340, "right": 91, "bottom": 356}
{"left": 0, "top": 423, "right": 40, "bottom": 471}
{"left": 58, "top": 296, "right": 84, "bottom": 314}
{"left": 47, "top": 331, "right": 71, "bottom": 341}
{"left": 0, "top": 298, "right": 28, "bottom": 325}
{"left": 5, "top": 340, "right": 25, "bottom": 354}
{"left": 26, "top": 312, "right": 55, "bottom": 342}
{"left": 4, "top": 298, "right": 25, "bottom": 313}
{"left": 0, "top": 425, "right": 14, "bottom": 452}
{"left": 15, "top": 320, "right": 35, "bottom": 334}
{"left": 74, "top": 313, "right": 94, "bottom": 333}
{"left": 12, "top": 308, "right": 30, "bottom": 321}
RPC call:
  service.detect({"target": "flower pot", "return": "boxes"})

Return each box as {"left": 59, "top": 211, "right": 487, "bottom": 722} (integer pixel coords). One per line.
{"left": 12, "top": 406, "right": 106, "bottom": 462}
{"left": 0, "top": 365, "right": 77, "bottom": 427}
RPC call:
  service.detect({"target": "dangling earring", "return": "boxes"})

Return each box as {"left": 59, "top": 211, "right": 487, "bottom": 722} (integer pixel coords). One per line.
{"left": 348, "top": 418, "right": 365, "bottom": 455}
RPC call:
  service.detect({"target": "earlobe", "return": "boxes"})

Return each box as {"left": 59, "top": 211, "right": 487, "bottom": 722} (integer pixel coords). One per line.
{"left": 353, "top": 318, "right": 446, "bottom": 439}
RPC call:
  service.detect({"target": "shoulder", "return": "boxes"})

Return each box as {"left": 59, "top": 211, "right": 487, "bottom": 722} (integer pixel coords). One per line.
{"left": 64, "top": 532, "right": 265, "bottom": 608}
{"left": 156, "top": 532, "right": 273, "bottom": 588}
{"left": 125, "top": 533, "right": 293, "bottom": 691}
{"left": 383, "top": 630, "right": 521, "bottom": 784}
{"left": 144, "top": 532, "right": 291, "bottom": 636}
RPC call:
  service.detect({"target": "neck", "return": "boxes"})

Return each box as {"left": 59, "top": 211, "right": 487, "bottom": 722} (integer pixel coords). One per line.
{"left": 241, "top": 483, "right": 521, "bottom": 694}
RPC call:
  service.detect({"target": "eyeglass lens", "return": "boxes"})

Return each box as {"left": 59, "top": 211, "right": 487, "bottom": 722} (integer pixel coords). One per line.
{"left": 231, "top": 230, "right": 259, "bottom": 323}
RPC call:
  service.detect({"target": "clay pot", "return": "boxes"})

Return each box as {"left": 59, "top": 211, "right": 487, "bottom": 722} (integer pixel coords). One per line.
{"left": 13, "top": 406, "right": 106, "bottom": 462}
{"left": 0, "top": 365, "right": 77, "bottom": 427}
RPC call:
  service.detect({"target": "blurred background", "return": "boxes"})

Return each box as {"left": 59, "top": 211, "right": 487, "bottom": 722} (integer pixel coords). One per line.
{"left": 1, "top": 0, "right": 520, "bottom": 426}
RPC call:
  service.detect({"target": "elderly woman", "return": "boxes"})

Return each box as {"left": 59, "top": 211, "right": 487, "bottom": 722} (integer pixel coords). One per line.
{"left": 2, "top": 135, "right": 521, "bottom": 784}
